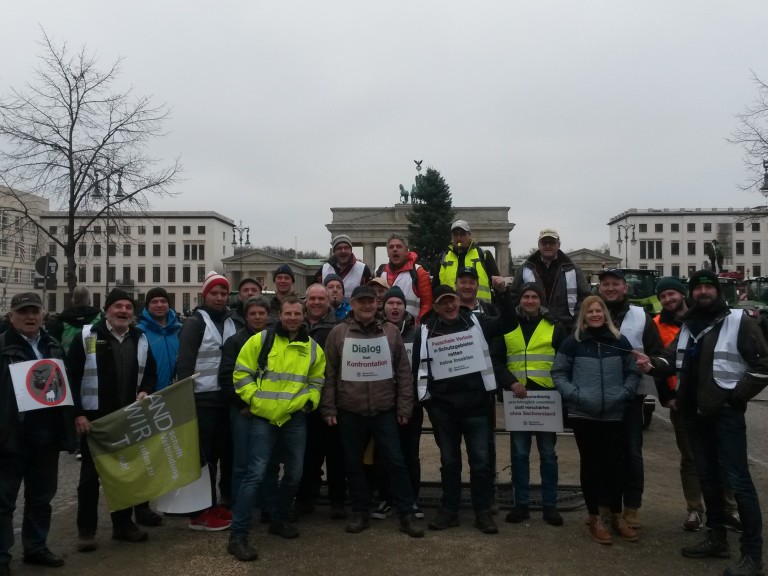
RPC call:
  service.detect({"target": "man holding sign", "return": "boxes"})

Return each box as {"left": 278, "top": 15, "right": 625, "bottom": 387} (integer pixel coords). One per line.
{"left": 413, "top": 284, "right": 516, "bottom": 535}
{"left": 490, "top": 282, "right": 567, "bottom": 527}
{"left": 0, "top": 292, "right": 75, "bottom": 573}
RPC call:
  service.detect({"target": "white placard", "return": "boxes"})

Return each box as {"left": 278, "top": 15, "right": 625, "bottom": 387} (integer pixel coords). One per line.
{"left": 427, "top": 332, "right": 487, "bottom": 380}
{"left": 502, "top": 390, "right": 563, "bottom": 432}
{"left": 155, "top": 466, "right": 212, "bottom": 514}
{"left": 10, "top": 358, "right": 73, "bottom": 412}
{"left": 340, "top": 335, "right": 393, "bottom": 381}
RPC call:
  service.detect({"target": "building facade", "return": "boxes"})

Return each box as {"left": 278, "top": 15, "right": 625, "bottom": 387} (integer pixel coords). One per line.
{"left": 40, "top": 211, "right": 234, "bottom": 313}
{"left": 608, "top": 207, "right": 768, "bottom": 279}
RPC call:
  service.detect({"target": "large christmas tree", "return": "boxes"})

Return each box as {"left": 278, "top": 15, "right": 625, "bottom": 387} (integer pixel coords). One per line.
{"left": 407, "top": 167, "right": 455, "bottom": 272}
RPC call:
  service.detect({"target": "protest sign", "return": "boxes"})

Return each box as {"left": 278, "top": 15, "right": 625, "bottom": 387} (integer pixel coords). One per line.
{"left": 10, "top": 358, "right": 72, "bottom": 412}
{"left": 502, "top": 389, "right": 563, "bottom": 432}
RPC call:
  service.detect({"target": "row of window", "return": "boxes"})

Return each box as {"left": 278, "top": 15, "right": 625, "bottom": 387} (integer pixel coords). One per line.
{"left": 636, "top": 222, "right": 760, "bottom": 234}
{"left": 639, "top": 240, "right": 762, "bottom": 259}
{"left": 66, "top": 264, "right": 209, "bottom": 285}
{"left": 49, "top": 243, "right": 207, "bottom": 260}
{"left": 49, "top": 225, "right": 207, "bottom": 236}
{"left": 50, "top": 291, "right": 204, "bottom": 313}
{"left": 642, "top": 264, "right": 763, "bottom": 278}
{"left": 0, "top": 268, "right": 35, "bottom": 283}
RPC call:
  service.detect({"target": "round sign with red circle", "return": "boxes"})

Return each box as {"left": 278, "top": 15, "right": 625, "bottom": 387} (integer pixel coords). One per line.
{"left": 25, "top": 359, "right": 67, "bottom": 406}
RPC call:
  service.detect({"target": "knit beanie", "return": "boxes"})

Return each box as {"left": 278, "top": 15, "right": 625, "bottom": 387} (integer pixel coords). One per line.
{"left": 202, "top": 271, "right": 230, "bottom": 299}
{"left": 655, "top": 277, "right": 686, "bottom": 297}
{"left": 331, "top": 234, "right": 353, "bottom": 250}
{"left": 688, "top": 269, "right": 721, "bottom": 294}
{"left": 104, "top": 288, "right": 135, "bottom": 310}
{"left": 323, "top": 273, "right": 343, "bottom": 287}
{"left": 145, "top": 286, "right": 170, "bottom": 306}
{"left": 382, "top": 286, "right": 406, "bottom": 306}
{"left": 519, "top": 282, "right": 545, "bottom": 301}
{"left": 273, "top": 264, "right": 295, "bottom": 282}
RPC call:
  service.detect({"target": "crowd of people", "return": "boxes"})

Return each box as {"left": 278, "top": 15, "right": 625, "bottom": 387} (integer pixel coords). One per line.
{"left": 0, "top": 223, "right": 765, "bottom": 576}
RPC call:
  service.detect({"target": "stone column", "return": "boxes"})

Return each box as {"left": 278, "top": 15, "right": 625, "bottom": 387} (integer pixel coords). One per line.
{"left": 362, "top": 243, "right": 376, "bottom": 271}
{"left": 496, "top": 242, "right": 510, "bottom": 276}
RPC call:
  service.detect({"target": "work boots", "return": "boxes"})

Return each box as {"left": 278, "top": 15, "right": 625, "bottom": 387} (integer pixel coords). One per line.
{"left": 681, "top": 530, "right": 731, "bottom": 559}
{"left": 588, "top": 515, "right": 612, "bottom": 545}
{"left": 611, "top": 513, "right": 639, "bottom": 542}
{"left": 622, "top": 507, "right": 641, "bottom": 529}
{"left": 399, "top": 514, "right": 425, "bottom": 538}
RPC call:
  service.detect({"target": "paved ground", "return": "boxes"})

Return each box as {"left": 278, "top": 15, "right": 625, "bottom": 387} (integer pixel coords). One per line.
{"left": 8, "top": 394, "right": 768, "bottom": 576}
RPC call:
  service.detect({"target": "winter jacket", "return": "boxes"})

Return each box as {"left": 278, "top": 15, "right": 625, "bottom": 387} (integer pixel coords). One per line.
{"left": 552, "top": 326, "right": 639, "bottom": 421}
{"left": 235, "top": 323, "right": 325, "bottom": 426}
{"left": 219, "top": 326, "right": 258, "bottom": 408}
{"left": 304, "top": 309, "right": 338, "bottom": 349}
{"left": 47, "top": 305, "right": 102, "bottom": 353}
{"left": 651, "top": 299, "right": 768, "bottom": 416}
{"left": 321, "top": 315, "right": 413, "bottom": 419}
{"left": 509, "top": 250, "right": 591, "bottom": 331}
{"left": 433, "top": 242, "right": 500, "bottom": 304}
{"left": 378, "top": 252, "right": 434, "bottom": 321}
{"left": 138, "top": 308, "right": 182, "bottom": 390}
{"left": 0, "top": 327, "right": 76, "bottom": 455}
{"left": 67, "top": 319, "right": 157, "bottom": 420}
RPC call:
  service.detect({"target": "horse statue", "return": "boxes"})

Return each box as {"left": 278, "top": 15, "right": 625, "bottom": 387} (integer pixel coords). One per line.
{"left": 399, "top": 184, "right": 410, "bottom": 204}
{"left": 410, "top": 184, "right": 421, "bottom": 204}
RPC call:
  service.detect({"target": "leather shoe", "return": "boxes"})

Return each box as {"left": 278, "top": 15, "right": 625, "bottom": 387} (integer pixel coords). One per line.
{"left": 135, "top": 506, "right": 163, "bottom": 527}
{"left": 23, "top": 549, "right": 64, "bottom": 568}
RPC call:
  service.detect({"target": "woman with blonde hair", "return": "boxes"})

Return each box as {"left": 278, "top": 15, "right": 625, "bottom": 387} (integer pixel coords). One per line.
{"left": 552, "top": 295, "right": 639, "bottom": 545}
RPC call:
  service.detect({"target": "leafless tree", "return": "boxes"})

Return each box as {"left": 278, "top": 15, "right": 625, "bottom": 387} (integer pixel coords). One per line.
{"left": 730, "top": 73, "right": 768, "bottom": 193}
{"left": 0, "top": 30, "right": 180, "bottom": 294}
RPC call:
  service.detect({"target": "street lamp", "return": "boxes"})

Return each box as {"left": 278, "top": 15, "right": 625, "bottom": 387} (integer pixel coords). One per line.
{"left": 231, "top": 221, "right": 251, "bottom": 282}
{"left": 92, "top": 167, "right": 125, "bottom": 294}
{"left": 616, "top": 223, "right": 637, "bottom": 268}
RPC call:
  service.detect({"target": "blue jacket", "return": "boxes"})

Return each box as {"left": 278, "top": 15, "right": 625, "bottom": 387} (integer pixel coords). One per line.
{"left": 551, "top": 326, "right": 639, "bottom": 421}
{"left": 138, "top": 308, "right": 182, "bottom": 390}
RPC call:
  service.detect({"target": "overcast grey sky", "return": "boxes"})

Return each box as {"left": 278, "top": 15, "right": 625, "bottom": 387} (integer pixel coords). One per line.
{"left": 3, "top": 1, "right": 768, "bottom": 261}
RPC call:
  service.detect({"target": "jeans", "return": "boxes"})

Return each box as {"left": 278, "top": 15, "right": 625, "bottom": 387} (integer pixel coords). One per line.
{"left": 374, "top": 405, "right": 424, "bottom": 503}
{"left": 338, "top": 409, "right": 415, "bottom": 516}
{"left": 571, "top": 419, "right": 623, "bottom": 515}
{"left": 426, "top": 403, "right": 493, "bottom": 515}
{"left": 620, "top": 395, "right": 644, "bottom": 509}
{"left": 77, "top": 438, "right": 133, "bottom": 535}
{"left": 230, "top": 411, "right": 306, "bottom": 537}
{"left": 510, "top": 431, "right": 558, "bottom": 508}
{"left": 685, "top": 405, "right": 763, "bottom": 560}
{"left": 0, "top": 445, "right": 59, "bottom": 566}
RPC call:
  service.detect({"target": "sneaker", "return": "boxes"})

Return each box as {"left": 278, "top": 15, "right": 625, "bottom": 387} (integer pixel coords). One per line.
{"left": 75, "top": 449, "right": 82, "bottom": 461}
{"left": 189, "top": 509, "right": 232, "bottom": 531}
{"left": 345, "top": 512, "right": 370, "bottom": 534}
{"left": 412, "top": 504, "right": 425, "bottom": 520}
{"left": 724, "top": 555, "right": 765, "bottom": 576}
{"left": 77, "top": 533, "right": 97, "bottom": 552}
{"left": 475, "top": 511, "right": 498, "bottom": 534}
{"left": 399, "top": 514, "right": 425, "bottom": 538}
{"left": 505, "top": 505, "right": 530, "bottom": 524}
{"left": 725, "top": 513, "right": 743, "bottom": 533}
{"left": 543, "top": 507, "right": 564, "bottom": 527}
{"left": 682, "top": 511, "right": 703, "bottom": 532}
{"left": 681, "top": 531, "right": 731, "bottom": 558}
{"left": 371, "top": 501, "right": 392, "bottom": 520}
{"left": 227, "top": 536, "right": 258, "bottom": 562}
{"left": 211, "top": 505, "right": 233, "bottom": 521}
{"left": 268, "top": 522, "right": 299, "bottom": 539}
{"left": 428, "top": 511, "right": 460, "bottom": 531}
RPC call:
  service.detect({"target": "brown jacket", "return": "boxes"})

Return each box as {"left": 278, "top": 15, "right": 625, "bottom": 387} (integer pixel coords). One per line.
{"left": 321, "top": 315, "right": 413, "bottom": 418}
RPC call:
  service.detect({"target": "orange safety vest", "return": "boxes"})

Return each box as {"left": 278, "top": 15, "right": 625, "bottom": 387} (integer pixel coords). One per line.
{"left": 653, "top": 315, "right": 679, "bottom": 392}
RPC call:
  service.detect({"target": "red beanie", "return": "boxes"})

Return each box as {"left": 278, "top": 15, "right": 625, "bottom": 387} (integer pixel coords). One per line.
{"left": 202, "top": 271, "right": 229, "bottom": 299}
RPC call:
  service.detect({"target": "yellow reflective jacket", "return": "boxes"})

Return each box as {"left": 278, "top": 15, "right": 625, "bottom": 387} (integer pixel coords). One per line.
{"left": 438, "top": 244, "right": 493, "bottom": 302}
{"left": 504, "top": 320, "right": 556, "bottom": 389}
{"left": 234, "top": 327, "right": 325, "bottom": 426}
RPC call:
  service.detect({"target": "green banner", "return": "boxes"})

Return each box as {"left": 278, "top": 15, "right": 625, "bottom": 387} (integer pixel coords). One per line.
{"left": 87, "top": 376, "right": 201, "bottom": 512}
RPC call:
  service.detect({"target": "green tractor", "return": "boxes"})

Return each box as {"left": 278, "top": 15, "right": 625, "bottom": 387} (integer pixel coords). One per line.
{"left": 621, "top": 269, "right": 661, "bottom": 315}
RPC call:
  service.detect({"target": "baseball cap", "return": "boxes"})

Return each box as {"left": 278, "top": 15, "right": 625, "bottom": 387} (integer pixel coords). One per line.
{"left": 451, "top": 220, "right": 471, "bottom": 232}
{"left": 351, "top": 285, "right": 378, "bottom": 300}
{"left": 456, "top": 266, "right": 479, "bottom": 279}
{"left": 598, "top": 268, "right": 626, "bottom": 281}
{"left": 433, "top": 285, "right": 459, "bottom": 303}
{"left": 10, "top": 292, "right": 43, "bottom": 311}
{"left": 538, "top": 228, "right": 560, "bottom": 241}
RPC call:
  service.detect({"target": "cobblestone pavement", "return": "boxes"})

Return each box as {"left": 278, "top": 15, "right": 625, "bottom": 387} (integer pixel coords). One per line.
{"left": 8, "top": 398, "right": 768, "bottom": 576}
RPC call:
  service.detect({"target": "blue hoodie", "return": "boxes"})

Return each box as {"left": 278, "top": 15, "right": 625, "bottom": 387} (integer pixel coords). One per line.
{"left": 138, "top": 308, "right": 182, "bottom": 390}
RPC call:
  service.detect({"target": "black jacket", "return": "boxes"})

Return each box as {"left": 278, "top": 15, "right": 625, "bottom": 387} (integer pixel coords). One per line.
{"left": 67, "top": 319, "right": 157, "bottom": 419}
{"left": 0, "top": 327, "right": 76, "bottom": 455}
